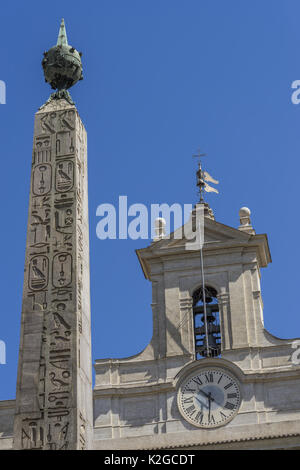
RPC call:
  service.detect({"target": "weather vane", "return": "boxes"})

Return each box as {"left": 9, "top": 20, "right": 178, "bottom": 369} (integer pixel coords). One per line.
{"left": 192, "top": 148, "right": 219, "bottom": 203}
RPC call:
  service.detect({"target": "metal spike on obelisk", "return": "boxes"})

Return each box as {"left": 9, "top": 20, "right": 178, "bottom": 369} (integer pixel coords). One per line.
{"left": 13, "top": 20, "right": 93, "bottom": 450}
{"left": 57, "top": 18, "right": 69, "bottom": 46}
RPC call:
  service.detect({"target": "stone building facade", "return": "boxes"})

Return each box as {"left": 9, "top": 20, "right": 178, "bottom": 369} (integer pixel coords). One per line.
{"left": 92, "top": 206, "right": 300, "bottom": 450}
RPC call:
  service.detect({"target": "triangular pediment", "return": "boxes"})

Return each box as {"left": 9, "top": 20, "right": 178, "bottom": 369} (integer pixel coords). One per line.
{"left": 136, "top": 214, "right": 271, "bottom": 279}
{"left": 150, "top": 216, "right": 251, "bottom": 251}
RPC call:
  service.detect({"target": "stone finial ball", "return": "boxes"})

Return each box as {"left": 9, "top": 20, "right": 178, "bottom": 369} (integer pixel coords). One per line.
{"left": 239, "top": 207, "right": 251, "bottom": 218}
{"left": 155, "top": 217, "right": 166, "bottom": 227}
{"left": 42, "top": 44, "right": 83, "bottom": 91}
{"left": 154, "top": 217, "right": 166, "bottom": 240}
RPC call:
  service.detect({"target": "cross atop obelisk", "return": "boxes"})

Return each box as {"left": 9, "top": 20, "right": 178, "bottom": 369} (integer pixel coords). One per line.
{"left": 13, "top": 20, "right": 93, "bottom": 450}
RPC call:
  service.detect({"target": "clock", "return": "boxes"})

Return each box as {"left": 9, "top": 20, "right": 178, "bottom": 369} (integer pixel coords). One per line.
{"left": 177, "top": 367, "right": 241, "bottom": 428}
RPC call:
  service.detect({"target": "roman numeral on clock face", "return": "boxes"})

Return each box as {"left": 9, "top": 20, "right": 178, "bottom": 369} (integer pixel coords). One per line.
{"left": 183, "top": 396, "right": 194, "bottom": 404}
{"left": 195, "top": 411, "right": 203, "bottom": 423}
{"left": 227, "top": 393, "right": 237, "bottom": 399}
{"left": 205, "top": 373, "right": 213, "bottom": 383}
{"left": 185, "top": 387, "right": 196, "bottom": 393}
{"left": 192, "top": 377, "right": 202, "bottom": 386}
{"left": 224, "top": 401, "right": 235, "bottom": 410}
{"left": 224, "top": 382, "right": 233, "bottom": 390}
{"left": 186, "top": 405, "right": 196, "bottom": 415}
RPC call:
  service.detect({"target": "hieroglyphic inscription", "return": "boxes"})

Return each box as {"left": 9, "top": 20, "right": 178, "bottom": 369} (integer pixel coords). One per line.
{"left": 28, "top": 255, "right": 49, "bottom": 291}
{"left": 15, "top": 103, "right": 91, "bottom": 450}
{"left": 34, "top": 136, "right": 51, "bottom": 164}
{"left": 55, "top": 160, "right": 74, "bottom": 192}
{"left": 32, "top": 164, "right": 52, "bottom": 195}
{"left": 52, "top": 253, "right": 72, "bottom": 288}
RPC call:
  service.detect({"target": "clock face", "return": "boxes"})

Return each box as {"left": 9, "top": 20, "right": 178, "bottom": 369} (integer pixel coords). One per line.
{"left": 177, "top": 368, "right": 241, "bottom": 428}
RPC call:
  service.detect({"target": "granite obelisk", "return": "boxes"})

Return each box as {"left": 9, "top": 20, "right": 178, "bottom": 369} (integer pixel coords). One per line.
{"left": 13, "top": 20, "right": 93, "bottom": 450}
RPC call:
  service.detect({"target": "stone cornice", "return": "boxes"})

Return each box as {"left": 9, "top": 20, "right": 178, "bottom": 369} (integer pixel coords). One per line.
{"left": 93, "top": 364, "right": 300, "bottom": 398}
{"left": 0, "top": 400, "right": 15, "bottom": 410}
{"left": 93, "top": 381, "right": 174, "bottom": 398}
{"left": 93, "top": 420, "right": 300, "bottom": 450}
{"left": 136, "top": 233, "right": 271, "bottom": 280}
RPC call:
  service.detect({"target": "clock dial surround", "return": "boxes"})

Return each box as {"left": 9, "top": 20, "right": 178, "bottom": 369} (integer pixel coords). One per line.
{"left": 177, "top": 368, "right": 241, "bottom": 429}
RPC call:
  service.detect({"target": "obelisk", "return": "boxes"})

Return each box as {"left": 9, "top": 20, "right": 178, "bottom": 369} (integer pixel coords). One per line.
{"left": 13, "top": 19, "right": 93, "bottom": 450}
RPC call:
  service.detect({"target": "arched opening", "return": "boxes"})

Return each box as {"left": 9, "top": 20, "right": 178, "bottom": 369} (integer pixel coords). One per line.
{"left": 193, "top": 286, "right": 221, "bottom": 359}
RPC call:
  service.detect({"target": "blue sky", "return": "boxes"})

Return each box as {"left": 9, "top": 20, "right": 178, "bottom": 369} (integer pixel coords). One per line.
{"left": 0, "top": 0, "right": 300, "bottom": 400}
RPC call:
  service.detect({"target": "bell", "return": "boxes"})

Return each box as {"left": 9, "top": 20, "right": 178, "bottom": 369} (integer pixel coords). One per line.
{"left": 200, "top": 314, "right": 215, "bottom": 324}
{"left": 204, "top": 333, "right": 219, "bottom": 350}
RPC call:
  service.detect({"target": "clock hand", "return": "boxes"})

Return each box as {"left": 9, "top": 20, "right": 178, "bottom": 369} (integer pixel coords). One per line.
{"left": 208, "top": 392, "right": 212, "bottom": 422}
{"left": 194, "top": 396, "right": 209, "bottom": 409}
{"left": 198, "top": 389, "right": 215, "bottom": 402}
{"left": 206, "top": 389, "right": 223, "bottom": 407}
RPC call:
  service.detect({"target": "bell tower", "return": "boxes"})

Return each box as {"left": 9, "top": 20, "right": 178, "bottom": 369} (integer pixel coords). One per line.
{"left": 93, "top": 161, "right": 300, "bottom": 450}
{"left": 135, "top": 200, "right": 271, "bottom": 361}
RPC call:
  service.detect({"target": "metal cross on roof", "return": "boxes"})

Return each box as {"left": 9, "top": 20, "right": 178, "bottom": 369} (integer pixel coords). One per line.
{"left": 192, "top": 148, "right": 207, "bottom": 168}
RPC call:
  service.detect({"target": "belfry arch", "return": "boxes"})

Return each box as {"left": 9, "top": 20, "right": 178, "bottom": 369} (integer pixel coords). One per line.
{"left": 192, "top": 285, "right": 221, "bottom": 359}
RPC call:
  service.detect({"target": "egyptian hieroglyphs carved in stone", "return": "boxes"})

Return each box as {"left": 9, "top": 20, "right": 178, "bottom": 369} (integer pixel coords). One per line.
{"left": 13, "top": 99, "right": 93, "bottom": 450}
